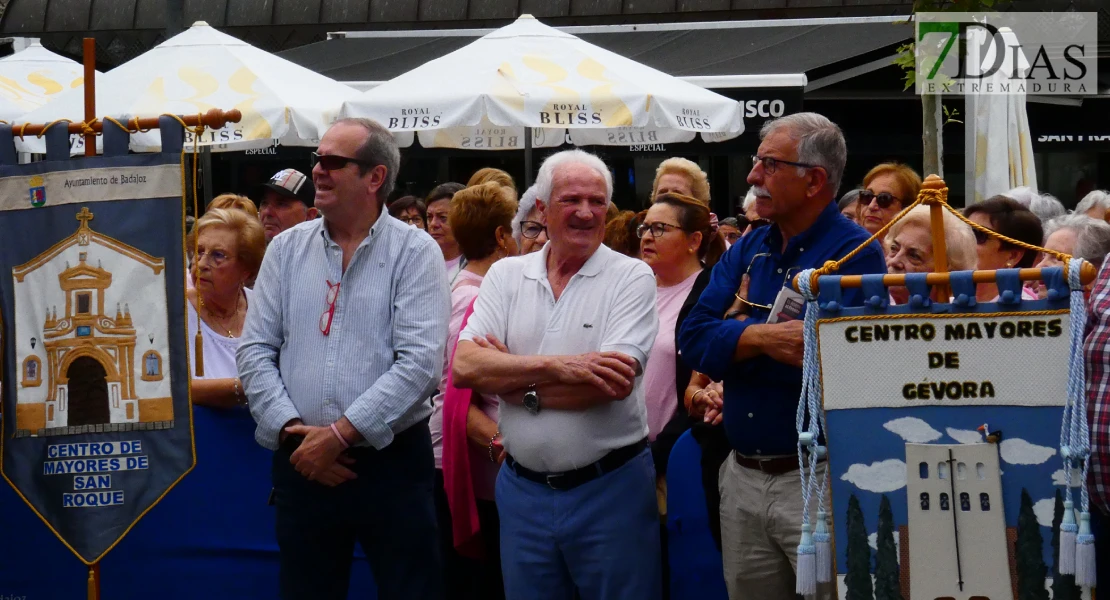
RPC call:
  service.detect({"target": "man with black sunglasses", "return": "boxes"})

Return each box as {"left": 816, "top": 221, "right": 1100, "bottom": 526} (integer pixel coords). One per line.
{"left": 679, "top": 113, "right": 885, "bottom": 600}
{"left": 238, "top": 118, "right": 449, "bottom": 600}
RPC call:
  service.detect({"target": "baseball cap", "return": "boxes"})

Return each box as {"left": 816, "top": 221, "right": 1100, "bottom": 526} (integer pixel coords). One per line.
{"left": 260, "top": 168, "right": 315, "bottom": 207}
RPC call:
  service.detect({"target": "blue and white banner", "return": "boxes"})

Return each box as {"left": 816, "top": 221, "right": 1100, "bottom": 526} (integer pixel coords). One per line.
{"left": 0, "top": 123, "right": 194, "bottom": 564}
{"left": 816, "top": 270, "right": 1073, "bottom": 599}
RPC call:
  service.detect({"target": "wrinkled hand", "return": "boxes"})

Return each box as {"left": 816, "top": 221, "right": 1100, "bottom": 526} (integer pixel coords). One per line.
{"left": 724, "top": 274, "right": 752, "bottom": 321}
{"left": 555, "top": 352, "right": 637, "bottom": 397}
{"left": 286, "top": 424, "right": 356, "bottom": 486}
{"left": 692, "top": 384, "right": 724, "bottom": 425}
{"left": 472, "top": 334, "right": 509, "bottom": 353}
{"left": 761, "top": 320, "right": 805, "bottom": 367}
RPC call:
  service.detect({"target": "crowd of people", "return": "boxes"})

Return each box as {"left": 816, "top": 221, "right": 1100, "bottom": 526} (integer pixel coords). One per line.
{"left": 175, "top": 113, "right": 1110, "bottom": 600}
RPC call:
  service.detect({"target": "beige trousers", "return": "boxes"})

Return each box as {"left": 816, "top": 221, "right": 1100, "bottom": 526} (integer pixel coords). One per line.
{"left": 718, "top": 452, "right": 834, "bottom": 600}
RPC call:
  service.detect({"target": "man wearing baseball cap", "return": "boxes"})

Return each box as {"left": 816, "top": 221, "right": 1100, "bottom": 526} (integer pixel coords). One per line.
{"left": 259, "top": 168, "right": 318, "bottom": 243}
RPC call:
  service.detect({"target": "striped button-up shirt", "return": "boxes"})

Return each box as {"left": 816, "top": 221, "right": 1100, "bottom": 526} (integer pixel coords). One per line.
{"left": 237, "top": 214, "right": 450, "bottom": 451}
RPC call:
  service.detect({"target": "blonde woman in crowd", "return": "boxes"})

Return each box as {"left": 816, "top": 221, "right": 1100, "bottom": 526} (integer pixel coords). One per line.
{"left": 650, "top": 157, "right": 711, "bottom": 205}
{"left": 175, "top": 207, "right": 272, "bottom": 569}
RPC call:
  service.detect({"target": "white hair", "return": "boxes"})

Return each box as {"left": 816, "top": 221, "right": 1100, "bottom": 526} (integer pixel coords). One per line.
{"left": 512, "top": 184, "right": 540, "bottom": 244}
{"left": 1004, "top": 186, "right": 1066, "bottom": 224}
{"left": 759, "top": 112, "right": 848, "bottom": 195}
{"left": 1075, "top": 190, "right": 1110, "bottom": 215}
{"left": 742, "top": 188, "right": 757, "bottom": 211}
{"left": 885, "top": 205, "right": 978, "bottom": 271}
{"left": 1043, "top": 214, "right": 1110, "bottom": 268}
{"left": 534, "top": 149, "right": 613, "bottom": 206}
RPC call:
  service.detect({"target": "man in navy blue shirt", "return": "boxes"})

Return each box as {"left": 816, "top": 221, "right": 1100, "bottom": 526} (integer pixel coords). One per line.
{"left": 679, "top": 112, "right": 885, "bottom": 600}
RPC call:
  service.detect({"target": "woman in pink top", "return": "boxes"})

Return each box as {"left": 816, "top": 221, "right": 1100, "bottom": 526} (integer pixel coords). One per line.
{"left": 637, "top": 193, "right": 726, "bottom": 477}
{"left": 434, "top": 177, "right": 518, "bottom": 599}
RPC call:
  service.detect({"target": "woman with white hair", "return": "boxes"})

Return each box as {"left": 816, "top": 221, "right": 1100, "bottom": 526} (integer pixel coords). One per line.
{"left": 884, "top": 206, "right": 977, "bottom": 304}
{"left": 510, "top": 184, "right": 548, "bottom": 255}
{"left": 1033, "top": 214, "right": 1110, "bottom": 298}
{"left": 739, "top": 188, "right": 768, "bottom": 235}
{"left": 1004, "top": 186, "right": 1067, "bottom": 224}
{"left": 1076, "top": 189, "right": 1110, "bottom": 220}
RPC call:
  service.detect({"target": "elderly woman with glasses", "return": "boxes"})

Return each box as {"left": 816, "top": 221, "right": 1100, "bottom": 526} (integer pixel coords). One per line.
{"left": 511, "top": 184, "right": 548, "bottom": 255}
{"left": 637, "top": 192, "right": 726, "bottom": 476}
{"left": 180, "top": 205, "right": 274, "bottom": 578}
{"left": 388, "top": 195, "right": 427, "bottom": 230}
{"left": 885, "top": 206, "right": 977, "bottom": 305}
{"left": 1032, "top": 214, "right": 1110, "bottom": 299}
{"left": 858, "top": 163, "right": 922, "bottom": 241}
{"left": 637, "top": 191, "right": 727, "bottom": 590}
{"left": 188, "top": 206, "right": 265, "bottom": 406}
{"left": 964, "top": 195, "right": 1044, "bottom": 302}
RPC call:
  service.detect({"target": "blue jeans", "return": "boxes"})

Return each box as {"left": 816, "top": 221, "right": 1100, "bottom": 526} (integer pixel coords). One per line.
{"left": 496, "top": 448, "right": 661, "bottom": 600}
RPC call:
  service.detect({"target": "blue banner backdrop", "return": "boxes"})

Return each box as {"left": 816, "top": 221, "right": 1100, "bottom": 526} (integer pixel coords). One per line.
{"left": 0, "top": 123, "right": 195, "bottom": 564}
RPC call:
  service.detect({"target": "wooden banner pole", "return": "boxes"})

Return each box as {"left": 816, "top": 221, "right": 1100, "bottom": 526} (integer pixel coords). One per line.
{"left": 82, "top": 38, "right": 96, "bottom": 157}
{"left": 11, "top": 108, "right": 242, "bottom": 138}
{"left": 87, "top": 562, "right": 99, "bottom": 600}
{"left": 923, "top": 175, "right": 952, "bottom": 301}
{"left": 791, "top": 173, "right": 1099, "bottom": 293}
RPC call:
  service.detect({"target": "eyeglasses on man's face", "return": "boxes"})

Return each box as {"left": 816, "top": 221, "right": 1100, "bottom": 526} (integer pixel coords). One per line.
{"left": 751, "top": 155, "right": 820, "bottom": 176}
{"left": 399, "top": 216, "right": 425, "bottom": 226}
{"left": 520, "top": 220, "right": 546, "bottom": 240}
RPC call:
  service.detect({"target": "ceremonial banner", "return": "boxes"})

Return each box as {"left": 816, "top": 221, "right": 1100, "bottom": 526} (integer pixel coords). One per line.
{"left": 815, "top": 271, "right": 1074, "bottom": 600}
{"left": 0, "top": 124, "right": 194, "bottom": 564}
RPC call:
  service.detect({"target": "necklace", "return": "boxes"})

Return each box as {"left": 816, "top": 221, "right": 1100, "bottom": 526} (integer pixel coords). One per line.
{"left": 198, "top": 291, "right": 242, "bottom": 338}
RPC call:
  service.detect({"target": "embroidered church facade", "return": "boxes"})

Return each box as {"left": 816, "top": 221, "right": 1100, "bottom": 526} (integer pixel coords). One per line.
{"left": 12, "top": 206, "right": 174, "bottom": 437}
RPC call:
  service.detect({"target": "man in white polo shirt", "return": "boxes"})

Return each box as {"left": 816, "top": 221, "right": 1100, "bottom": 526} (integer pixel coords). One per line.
{"left": 454, "top": 149, "right": 661, "bottom": 600}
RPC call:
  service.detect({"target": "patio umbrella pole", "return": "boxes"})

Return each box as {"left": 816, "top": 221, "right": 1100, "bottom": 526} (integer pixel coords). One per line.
{"left": 82, "top": 38, "right": 96, "bottom": 157}
{"left": 524, "top": 126, "right": 533, "bottom": 188}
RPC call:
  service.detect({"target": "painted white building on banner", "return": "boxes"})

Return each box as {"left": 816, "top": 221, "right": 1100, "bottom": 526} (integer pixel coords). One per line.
{"left": 905, "top": 443, "right": 1011, "bottom": 600}
{"left": 12, "top": 205, "right": 173, "bottom": 437}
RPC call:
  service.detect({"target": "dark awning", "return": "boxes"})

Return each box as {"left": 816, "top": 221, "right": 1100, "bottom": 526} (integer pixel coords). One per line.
{"left": 277, "top": 17, "right": 913, "bottom": 85}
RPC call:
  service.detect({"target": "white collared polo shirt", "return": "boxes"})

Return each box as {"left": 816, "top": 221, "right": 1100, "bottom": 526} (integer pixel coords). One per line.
{"left": 460, "top": 243, "right": 659, "bottom": 473}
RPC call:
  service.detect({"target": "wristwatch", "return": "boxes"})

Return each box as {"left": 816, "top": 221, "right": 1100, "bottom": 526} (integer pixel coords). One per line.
{"left": 523, "top": 384, "right": 541, "bottom": 415}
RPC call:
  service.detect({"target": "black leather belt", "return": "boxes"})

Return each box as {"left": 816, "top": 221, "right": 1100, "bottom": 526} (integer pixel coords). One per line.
{"left": 733, "top": 451, "right": 826, "bottom": 475}
{"left": 507, "top": 439, "right": 647, "bottom": 491}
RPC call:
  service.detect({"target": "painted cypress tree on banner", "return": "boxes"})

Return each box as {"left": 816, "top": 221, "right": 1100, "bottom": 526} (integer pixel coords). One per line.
{"left": 1016, "top": 489, "right": 1049, "bottom": 600}
{"left": 874, "top": 495, "right": 903, "bottom": 600}
{"left": 1051, "top": 488, "right": 1081, "bottom": 600}
{"left": 845, "top": 494, "right": 873, "bottom": 600}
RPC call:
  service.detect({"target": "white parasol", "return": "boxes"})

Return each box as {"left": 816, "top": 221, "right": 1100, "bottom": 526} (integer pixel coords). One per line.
{"left": 16, "top": 21, "right": 360, "bottom": 153}
{"left": 341, "top": 14, "right": 744, "bottom": 157}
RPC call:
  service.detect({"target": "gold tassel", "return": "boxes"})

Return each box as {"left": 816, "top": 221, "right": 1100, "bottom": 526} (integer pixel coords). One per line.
{"left": 194, "top": 328, "right": 204, "bottom": 377}
{"left": 87, "top": 565, "right": 97, "bottom": 600}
